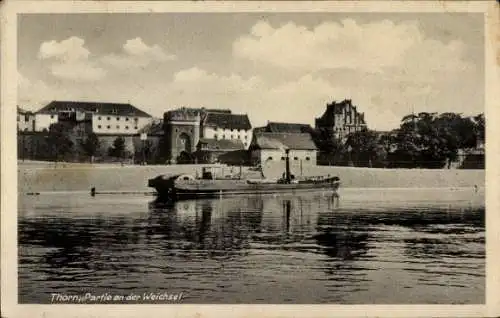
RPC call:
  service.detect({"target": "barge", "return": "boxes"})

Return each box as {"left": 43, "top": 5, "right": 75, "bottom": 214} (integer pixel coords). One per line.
{"left": 148, "top": 149, "right": 340, "bottom": 200}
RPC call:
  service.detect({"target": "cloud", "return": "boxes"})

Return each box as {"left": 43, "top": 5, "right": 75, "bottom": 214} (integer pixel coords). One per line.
{"left": 171, "top": 67, "right": 262, "bottom": 94}
{"left": 233, "top": 19, "right": 474, "bottom": 76}
{"left": 38, "top": 36, "right": 106, "bottom": 81}
{"left": 101, "top": 37, "right": 176, "bottom": 69}
{"left": 38, "top": 36, "right": 90, "bottom": 62}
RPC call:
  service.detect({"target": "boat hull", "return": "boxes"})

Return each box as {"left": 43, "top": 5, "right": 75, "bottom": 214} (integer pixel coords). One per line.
{"left": 148, "top": 176, "right": 340, "bottom": 200}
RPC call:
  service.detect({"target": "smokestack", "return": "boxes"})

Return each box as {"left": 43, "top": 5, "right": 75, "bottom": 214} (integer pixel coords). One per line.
{"left": 285, "top": 148, "right": 291, "bottom": 183}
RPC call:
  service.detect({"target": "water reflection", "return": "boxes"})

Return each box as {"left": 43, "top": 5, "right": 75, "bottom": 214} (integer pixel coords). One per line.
{"left": 18, "top": 190, "right": 485, "bottom": 304}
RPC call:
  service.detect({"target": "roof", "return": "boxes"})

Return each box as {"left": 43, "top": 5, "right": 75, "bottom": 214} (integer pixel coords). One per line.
{"left": 252, "top": 132, "right": 317, "bottom": 150}
{"left": 37, "top": 101, "right": 152, "bottom": 117}
{"left": 202, "top": 112, "right": 252, "bottom": 130}
{"left": 198, "top": 138, "right": 245, "bottom": 151}
{"left": 17, "top": 106, "right": 34, "bottom": 114}
{"left": 267, "top": 122, "right": 313, "bottom": 133}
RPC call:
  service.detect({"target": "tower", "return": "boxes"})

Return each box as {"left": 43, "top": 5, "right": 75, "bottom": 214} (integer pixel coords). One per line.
{"left": 164, "top": 108, "right": 201, "bottom": 163}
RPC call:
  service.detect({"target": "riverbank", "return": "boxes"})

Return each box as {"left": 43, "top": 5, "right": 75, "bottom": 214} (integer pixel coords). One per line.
{"left": 18, "top": 160, "right": 484, "bottom": 193}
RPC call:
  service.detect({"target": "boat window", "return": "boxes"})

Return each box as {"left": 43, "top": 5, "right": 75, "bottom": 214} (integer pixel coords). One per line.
{"left": 183, "top": 176, "right": 190, "bottom": 180}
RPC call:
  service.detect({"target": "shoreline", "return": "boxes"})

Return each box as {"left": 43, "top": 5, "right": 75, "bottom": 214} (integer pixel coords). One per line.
{"left": 18, "top": 160, "right": 485, "bottom": 193}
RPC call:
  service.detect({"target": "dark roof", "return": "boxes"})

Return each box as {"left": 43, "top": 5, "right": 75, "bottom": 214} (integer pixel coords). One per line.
{"left": 252, "top": 132, "right": 317, "bottom": 150}
{"left": 202, "top": 112, "right": 252, "bottom": 130}
{"left": 37, "top": 101, "right": 152, "bottom": 117}
{"left": 198, "top": 138, "right": 245, "bottom": 151}
{"left": 266, "top": 122, "right": 313, "bottom": 133}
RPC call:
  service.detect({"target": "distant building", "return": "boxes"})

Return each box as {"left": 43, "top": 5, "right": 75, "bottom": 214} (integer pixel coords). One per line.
{"left": 315, "top": 99, "right": 367, "bottom": 142}
{"left": 249, "top": 132, "right": 318, "bottom": 166}
{"left": 17, "top": 106, "right": 36, "bottom": 132}
{"left": 34, "top": 101, "right": 153, "bottom": 134}
{"left": 253, "top": 122, "right": 313, "bottom": 134}
{"left": 133, "top": 119, "right": 166, "bottom": 164}
{"left": 195, "top": 138, "right": 246, "bottom": 164}
{"left": 164, "top": 107, "right": 252, "bottom": 164}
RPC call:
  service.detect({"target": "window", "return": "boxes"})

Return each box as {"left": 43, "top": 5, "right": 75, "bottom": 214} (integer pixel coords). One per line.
{"left": 238, "top": 135, "right": 240, "bottom": 139}
{"left": 305, "top": 157, "right": 310, "bottom": 161}
{"left": 214, "top": 134, "right": 218, "bottom": 140}
{"left": 281, "top": 157, "right": 285, "bottom": 160}
{"left": 125, "top": 126, "right": 129, "bottom": 130}
{"left": 98, "top": 116, "right": 102, "bottom": 120}
{"left": 116, "top": 117, "right": 120, "bottom": 121}
{"left": 175, "top": 128, "right": 178, "bottom": 132}
{"left": 134, "top": 118, "right": 138, "bottom": 122}
{"left": 50, "top": 115, "right": 54, "bottom": 119}
{"left": 25, "top": 115, "right": 29, "bottom": 122}
{"left": 294, "top": 157, "right": 298, "bottom": 160}
{"left": 98, "top": 125, "right": 102, "bottom": 129}
{"left": 116, "top": 125, "right": 120, "bottom": 129}
{"left": 223, "top": 135, "right": 226, "bottom": 139}
{"left": 267, "top": 156, "right": 273, "bottom": 161}
{"left": 125, "top": 117, "right": 129, "bottom": 121}
{"left": 107, "top": 125, "right": 111, "bottom": 129}
{"left": 17, "top": 115, "right": 19, "bottom": 121}
{"left": 134, "top": 126, "right": 138, "bottom": 130}
{"left": 107, "top": 117, "right": 111, "bottom": 120}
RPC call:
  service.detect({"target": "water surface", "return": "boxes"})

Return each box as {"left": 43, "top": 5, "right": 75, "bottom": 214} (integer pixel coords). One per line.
{"left": 18, "top": 188, "right": 485, "bottom": 304}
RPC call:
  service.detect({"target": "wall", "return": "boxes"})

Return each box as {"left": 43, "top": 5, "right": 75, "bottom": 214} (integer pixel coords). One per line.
{"left": 203, "top": 127, "right": 252, "bottom": 148}
{"left": 34, "top": 113, "right": 58, "bottom": 132}
{"left": 17, "top": 113, "right": 36, "bottom": 132}
{"left": 251, "top": 149, "right": 317, "bottom": 165}
{"left": 91, "top": 114, "right": 152, "bottom": 135}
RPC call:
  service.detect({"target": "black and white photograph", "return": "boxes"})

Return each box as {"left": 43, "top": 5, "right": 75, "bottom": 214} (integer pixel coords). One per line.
{"left": 1, "top": 1, "right": 499, "bottom": 317}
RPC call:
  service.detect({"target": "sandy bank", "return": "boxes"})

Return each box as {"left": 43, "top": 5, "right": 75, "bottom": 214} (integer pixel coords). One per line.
{"left": 18, "top": 160, "right": 484, "bottom": 193}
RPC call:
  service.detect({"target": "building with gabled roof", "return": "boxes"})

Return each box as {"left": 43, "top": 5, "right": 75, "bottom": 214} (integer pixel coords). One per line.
{"left": 249, "top": 132, "right": 318, "bottom": 166}
{"left": 315, "top": 99, "right": 367, "bottom": 142}
{"left": 34, "top": 100, "right": 153, "bottom": 134}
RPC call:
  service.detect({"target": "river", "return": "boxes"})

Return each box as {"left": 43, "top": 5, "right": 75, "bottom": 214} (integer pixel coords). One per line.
{"left": 18, "top": 187, "right": 485, "bottom": 304}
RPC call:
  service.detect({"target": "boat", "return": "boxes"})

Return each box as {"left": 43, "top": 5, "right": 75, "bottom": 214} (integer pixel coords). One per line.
{"left": 148, "top": 149, "right": 340, "bottom": 200}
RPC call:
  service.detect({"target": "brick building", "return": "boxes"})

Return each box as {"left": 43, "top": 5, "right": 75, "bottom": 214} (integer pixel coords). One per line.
{"left": 315, "top": 99, "right": 367, "bottom": 142}
{"left": 164, "top": 107, "right": 252, "bottom": 164}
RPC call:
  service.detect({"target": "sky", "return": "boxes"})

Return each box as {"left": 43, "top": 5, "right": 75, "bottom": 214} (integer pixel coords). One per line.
{"left": 17, "top": 13, "right": 484, "bottom": 131}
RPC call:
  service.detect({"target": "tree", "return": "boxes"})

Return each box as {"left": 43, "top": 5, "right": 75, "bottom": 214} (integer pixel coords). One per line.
{"left": 311, "top": 128, "right": 342, "bottom": 165}
{"left": 108, "top": 136, "right": 126, "bottom": 159}
{"left": 473, "top": 113, "right": 485, "bottom": 145}
{"left": 344, "top": 129, "right": 382, "bottom": 167}
{"left": 80, "top": 133, "right": 100, "bottom": 162}
{"left": 47, "top": 122, "right": 74, "bottom": 161}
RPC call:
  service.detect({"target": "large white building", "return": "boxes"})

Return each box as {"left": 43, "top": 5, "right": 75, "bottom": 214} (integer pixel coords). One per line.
{"left": 33, "top": 101, "right": 153, "bottom": 134}
{"left": 200, "top": 110, "right": 253, "bottom": 149}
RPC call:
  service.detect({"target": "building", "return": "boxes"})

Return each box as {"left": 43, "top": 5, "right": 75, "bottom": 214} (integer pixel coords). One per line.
{"left": 200, "top": 111, "right": 252, "bottom": 148}
{"left": 253, "top": 122, "right": 313, "bottom": 134}
{"left": 249, "top": 132, "right": 318, "bottom": 166}
{"left": 164, "top": 107, "right": 252, "bottom": 164}
{"left": 34, "top": 101, "right": 153, "bottom": 134}
{"left": 195, "top": 138, "right": 247, "bottom": 164}
{"left": 315, "top": 99, "right": 367, "bottom": 142}
{"left": 133, "top": 119, "right": 166, "bottom": 164}
{"left": 17, "top": 107, "right": 36, "bottom": 132}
